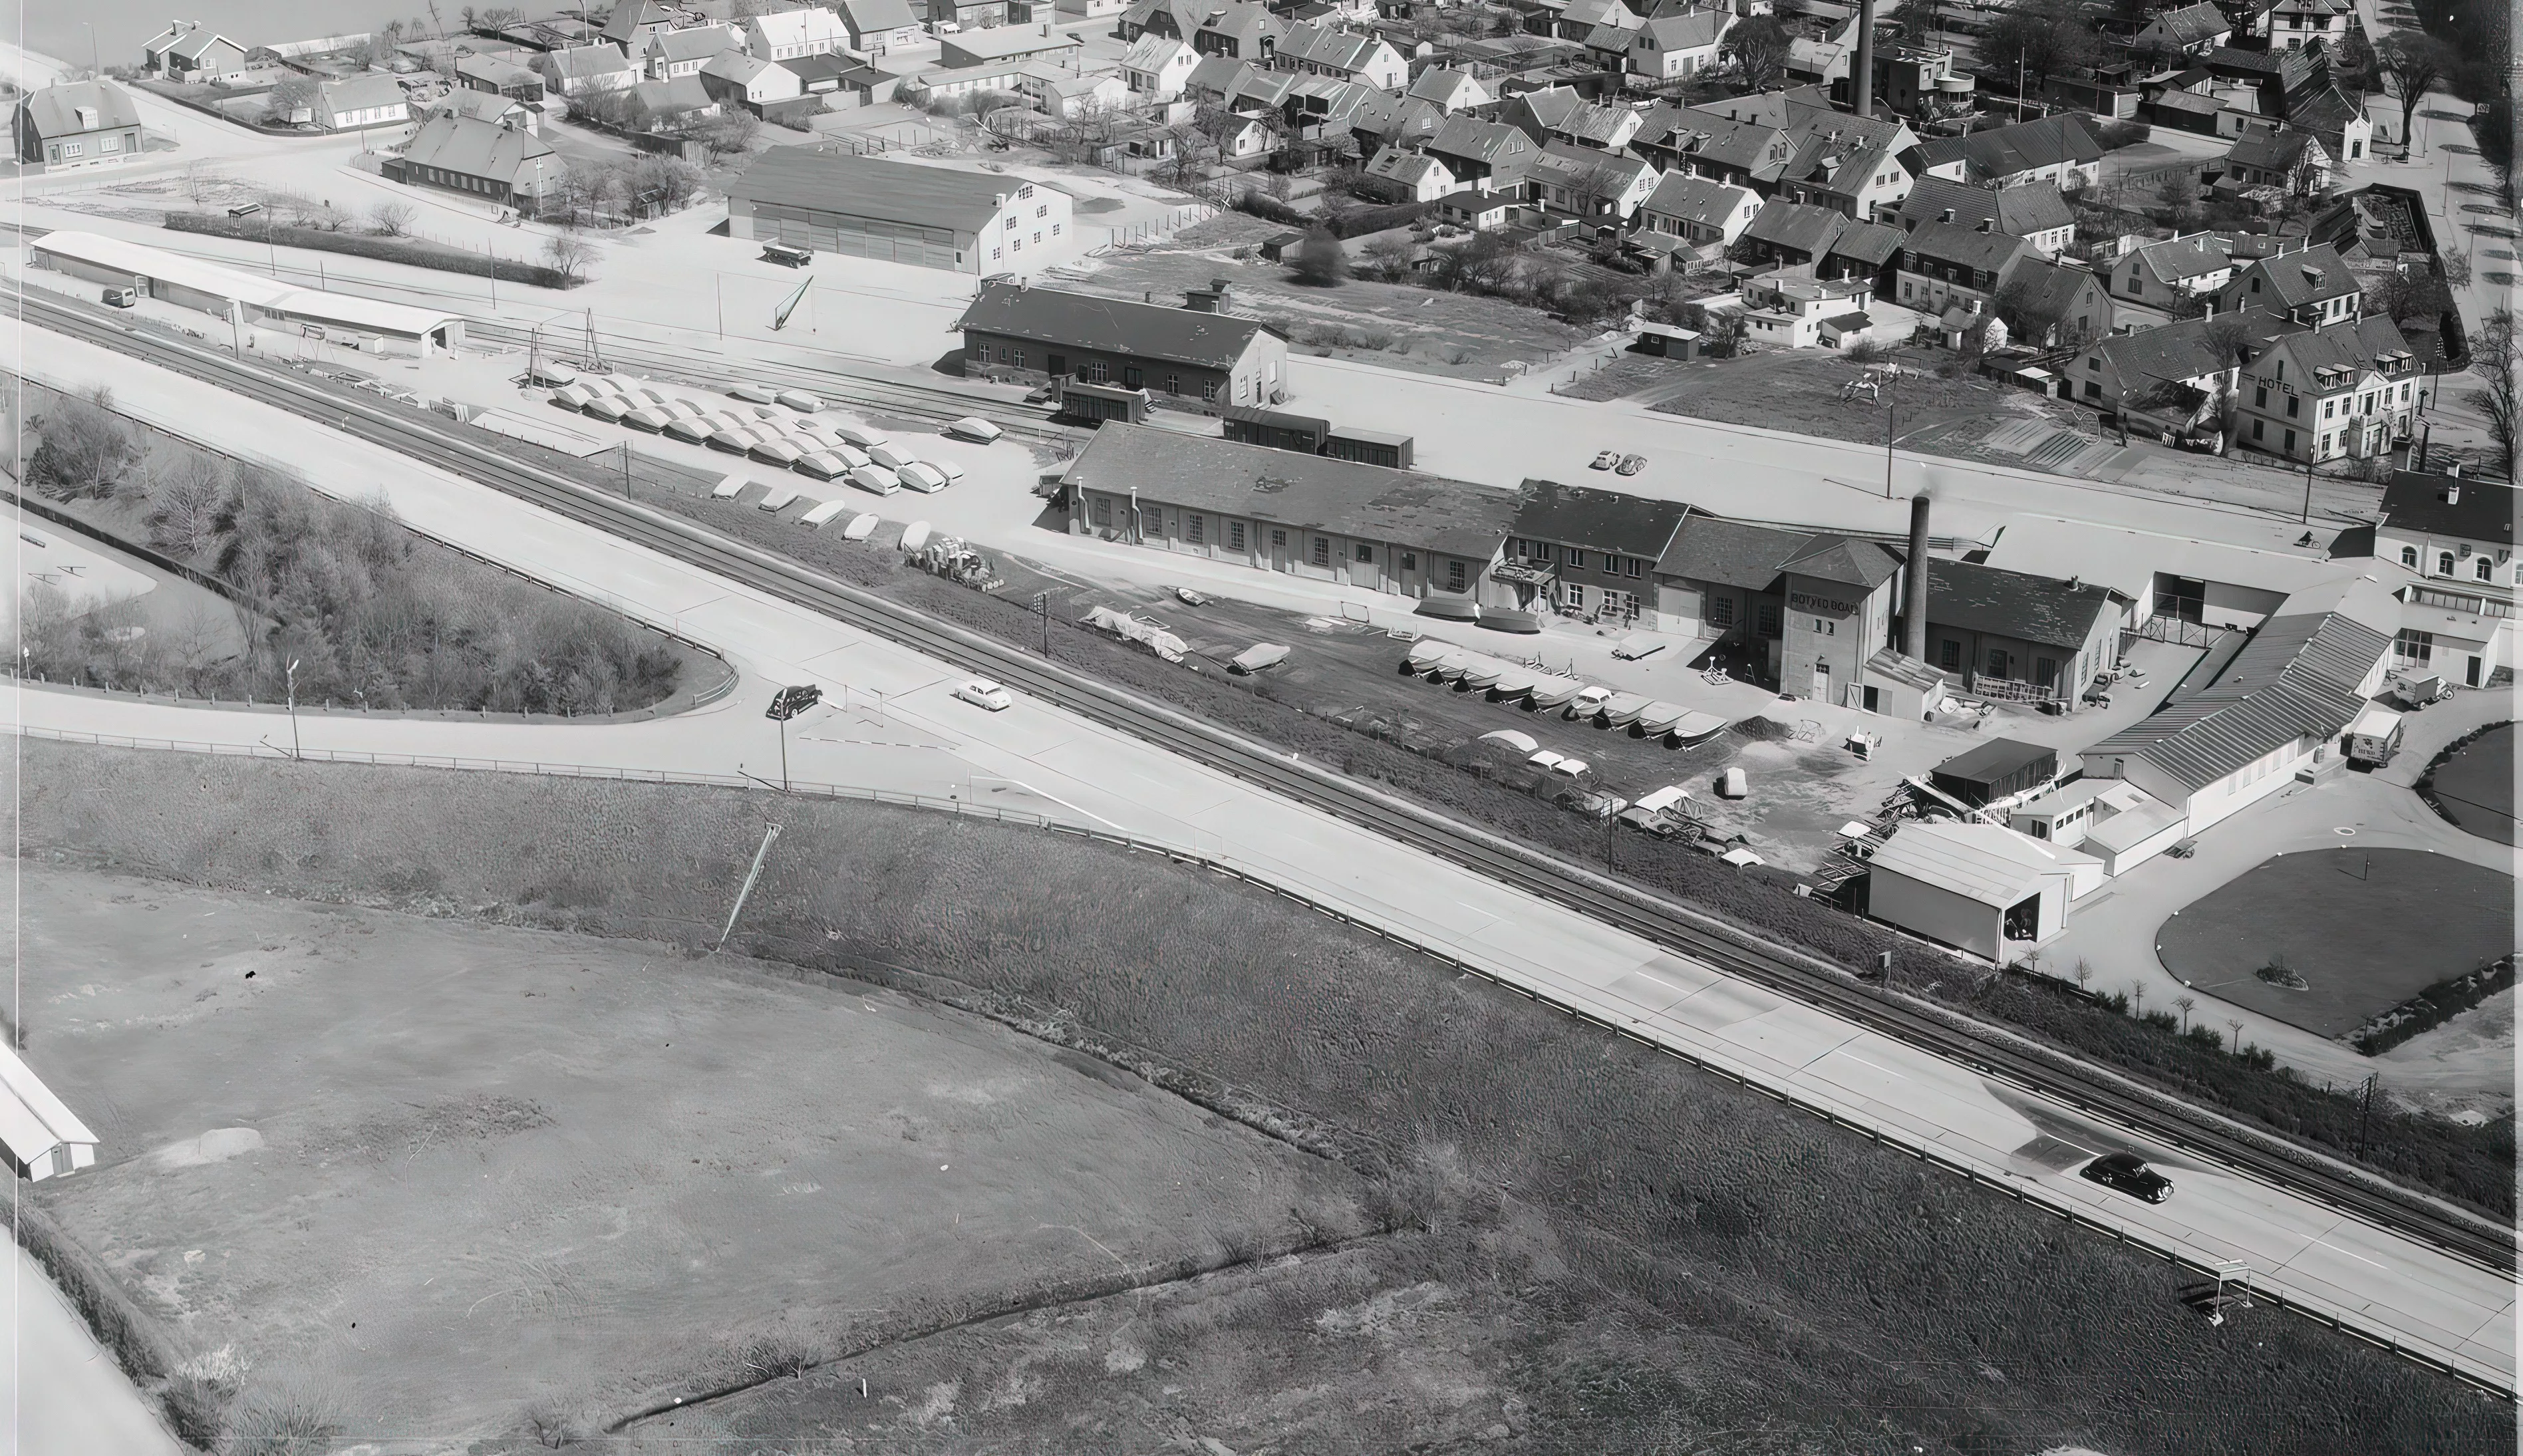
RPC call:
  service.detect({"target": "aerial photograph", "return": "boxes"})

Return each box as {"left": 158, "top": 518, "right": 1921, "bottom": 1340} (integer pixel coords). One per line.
{"left": 0, "top": 0, "right": 2511, "bottom": 1448}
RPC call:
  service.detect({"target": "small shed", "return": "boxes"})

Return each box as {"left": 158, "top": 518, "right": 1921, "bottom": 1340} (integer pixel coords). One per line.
{"left": 1866, "top": 820, "right": 2075, "bottom": 965}
{"left": 1323, "top": 426, "right": 1414, "bottom": 469}
{"left": 1058, "top": 379, "right": 1150, "bottom": 426}
{"left": 1930, "top": 738, "right": 2059, "bottom": 807}
{"left": 1257, "top": 231, "right": 1308, "bottom": 263}
{"left": 1633, "top": 319, "right": 1700, "bottom": 359}
{"left": 0, "top": 1043, "right": 98, "bottom": 1181}
{"left": 1220, "top": 405, "right": 1331, "bottom": 453}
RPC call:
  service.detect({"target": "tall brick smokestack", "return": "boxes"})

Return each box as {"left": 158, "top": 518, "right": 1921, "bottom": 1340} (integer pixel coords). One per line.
{"left": 1901, "top": 493, "right": 1930, "bottom": 657}
{"left": 1853, "top": 0, "right": 1876, "bottom": 118}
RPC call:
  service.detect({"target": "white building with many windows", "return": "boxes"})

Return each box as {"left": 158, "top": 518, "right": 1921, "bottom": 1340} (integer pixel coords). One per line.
{"left": 2375, "top": 470, "right": 2515, "bottom": 687}
{"left": 2232, "top": 315, "right": 2419, "bottom": 464}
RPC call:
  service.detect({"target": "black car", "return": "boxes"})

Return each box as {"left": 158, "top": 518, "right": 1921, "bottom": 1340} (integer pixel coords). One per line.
{"left": 2081, "top": 1152, "right": 2172, "bottom": 1203}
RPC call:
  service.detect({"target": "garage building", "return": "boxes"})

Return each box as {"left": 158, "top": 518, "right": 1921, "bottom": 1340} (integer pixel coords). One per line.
{"left": 1864, "top": 820, "right": 2083, "bottom": 966}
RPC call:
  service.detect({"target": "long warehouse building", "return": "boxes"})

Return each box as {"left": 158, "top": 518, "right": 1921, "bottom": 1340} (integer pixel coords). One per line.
{"left": 27, "top": 229, "right": 467, "bottom": 355}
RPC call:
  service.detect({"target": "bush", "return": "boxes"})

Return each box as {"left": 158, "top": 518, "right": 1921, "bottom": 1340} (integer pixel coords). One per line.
{"left": 1290, "top": 227, "right": 1347, "bottom": 287}
{"left": 2353, "top": 956, "right": 2517, "bottom": 1055}
{"left": 27, "top": 388, "right": 138, "bottom": 500}
{"left": 161, "top": 1376, "right": 232, "bottom": 1449}
{"left": 227, "top": 1391, "right": 341, "bottom": 1456}
{"left": 164, "top": 212, "right": 573, "bottom": 288}
{"left": 1233, "top": 188, "right": 1307, "bottom": 228}
{"left": 2093, "top": 119, "right": 2152, "bottom": 149}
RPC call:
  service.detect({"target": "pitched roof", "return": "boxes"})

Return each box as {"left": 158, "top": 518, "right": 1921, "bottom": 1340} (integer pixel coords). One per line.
{"left": 1928, "top": 559, "right": 2117, "bottom": 651}
{"left": 1529, "top": 138, "right": 1649, "bottom": 194}
{"left": 1870, "top": 821, "right": 2062, "bottom": 907}
{"left": 649, "top": 25, "right": 738, "bottom": 63}
{"left": 2380, "top": 471, "right": 2515, "bottom": 547}
{"left": 1277, "top": 21, "right": 1390, "bottom": 71}
{"left": 1823, "top": 219, "right": 1906, "bottom": 267}
{"left": 1902, "top": 218, "right": 2034, "bottom": 275}
{"left": 1776, "top": 134, "right": 1898, "bottom": 203}
{"left": 1508, "top": 478, "right": 1692, "bottom": 557}
{"left": 1654, "top": 512, "right": 1819, "bottom": 590}
{"left": 958, "top": 280, "right": 1271, "bottom": 370}
{"left": 2144, "top": 1, "right": 2230, "bottom": 45}
{"left": 603, "top": 0, "right": 675, "bottom": 42}
{"left": 2090, "top": 309, "right": 2293, "bottom": 386}
{"left": 1637, "top": 9, "right": 1727, "bottom": 48}
{"left": 164, "top": 27, "right": 243, "bottom": 61}
{"left": 1123, "top": 33, "right": 1194, "bottom": 69}
{"left": 1066, "top": 424, "right": 1520, "bottom": 560}
{"left": 750, "top": 8, "right": 851, "bottom": 47}
{"left": 456, "top": 54, "right": 540, "bottom": 86}
{"left": 1191, "top": 1, "right": 1284, "bottom": 45}
{"left": 15, "top": 80, "right": 141, "bottom": 139}
{"left": 1898, "top": 177, "right": 2073, "bottom": 237}
{"left": 320, "top": 73, "right": 410, "bottom": 116}
{"left": 835, "top": 0, "right": 924, "bottom": 33}
{"left": 545, "top": 43, "right": 638, "bottom": 79}
{"left": 1365, "top": 146, "right": 1447, "bottom": 186}
{"left": 1917, "top": 114, "right": 2104, "bottom": 178}
{"left": 1784, "top": 534, "right": 1901, "bottom": 588}
{"left": 726, "top": 147, "right": 1032, "bottom": 231}
{"left": 1743, "top": 200, "right": 1847, "bottom": 256}
{"left": 2085, "top": 609, "right": 2389, "bottom": 790}
{"left": 2226, "top": 120, "right": 2317, "bottom": 172}
{"left": 436, "top": 88, "right": 528, "bottom": 124}
{"left": 397, "top": 112, "right": 555, "bottom": 182}
{"left": 2227, "top": 242, "right": 2355, "bottom": 306}
{"left": 1427, "top": 113, "right": 1532, "bottom": 164}
{"left": 1640, "top": 171, "right": 1755, "bottom": 227}
{"left": 1406, "top": 67, "right": 1483, "bottom": 106}
{"left": 2128, "top": 232, "right": 2232, "bottom": 284}
{"left": 631, "top": 75, "right": 714, "bottom": 114}
{"left": 2282, "top": 81, "right": 2363, "bottom": 144}
{"left": 2248, "top": 314, "right": 2415, "bottom": 392}
{"left": 1998, "top": 257, "right": 2104, "bottom": 327}
{"left": 1636, "top": 109, "right": 1791, "bottom": 179}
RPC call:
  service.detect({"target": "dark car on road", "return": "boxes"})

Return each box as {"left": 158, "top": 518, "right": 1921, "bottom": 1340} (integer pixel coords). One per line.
{"left": 2081, "top": 1152, "right": 2172, "bottom": 1203}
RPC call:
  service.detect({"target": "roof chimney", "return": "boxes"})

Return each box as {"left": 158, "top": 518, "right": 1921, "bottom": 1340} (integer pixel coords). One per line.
{"left": 1976, "top": 218, "right": 1993, "bottom": 231}
{"left": 1939, "top": 207, "right": 1954, "bottom": 223}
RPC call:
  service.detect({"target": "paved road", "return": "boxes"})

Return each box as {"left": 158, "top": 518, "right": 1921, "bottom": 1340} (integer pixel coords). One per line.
{"left": 12, "top": 321, "right": 2514, "bottom": 1389}
{"left": 4, "top": 1245, "right": 184, "bottom": 1456}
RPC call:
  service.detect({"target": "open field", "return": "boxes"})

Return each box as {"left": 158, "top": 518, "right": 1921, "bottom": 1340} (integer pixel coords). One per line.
{"left": 11, "top": 740, "right": 2511, "bottom": 1455}
{"left": 15, "top": 862, "right": 1366, "bottom": 1449}
{"left": 2426, "top": 722, "right": 2516, "bottom": 845}
{"left": 1044, "top": 213, "right": 1593, "bottom": 382}
{"left": 1639, "top": 348, "right": 2055, "bottom": 446}
{"left": 2156, "top": 849, "right": 2516, "bottom": 1038}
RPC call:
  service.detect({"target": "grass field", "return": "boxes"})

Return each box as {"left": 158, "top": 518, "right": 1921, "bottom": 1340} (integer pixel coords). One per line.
{"left": 13, "top": 741, "right": 2508, "bottom": 1455}
{"left": 1638, "top": 349, "right": 2055, "bottom": 446}
{"left": 15, "top": 865, "right": 1365, "bottom": 1449}
{"left": 2427, "top": 722, "right": 2516, "bottom": 846}
{"left": 2156, "top": 849, "right": 2518, "bottom": 1037}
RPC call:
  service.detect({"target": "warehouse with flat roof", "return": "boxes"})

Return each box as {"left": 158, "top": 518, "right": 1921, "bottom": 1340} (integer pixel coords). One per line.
{"left": 27, "top": 229, "right": 466, "bottom": 354}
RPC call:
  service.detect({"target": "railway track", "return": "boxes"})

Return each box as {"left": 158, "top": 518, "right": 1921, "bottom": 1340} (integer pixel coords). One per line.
{"left": 460, "top": 317, "right": 1085, "bottom": 450}
{"left": 21, "top": 291, "right": 2516, "bottom": 1285}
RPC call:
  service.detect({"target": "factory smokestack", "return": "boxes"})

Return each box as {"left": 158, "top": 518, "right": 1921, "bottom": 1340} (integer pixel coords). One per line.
{"left": 1901, "top": 494, "right": 1930, "bottom": 658}
{"left": 1853, "top": 0, "right": 1876, "bottom": 118}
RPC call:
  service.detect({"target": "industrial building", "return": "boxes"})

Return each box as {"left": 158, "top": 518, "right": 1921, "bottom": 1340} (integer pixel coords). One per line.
{"left": 1864, "top": 820, "right": 2085, "bottom": 966}
{"left": 27, "top": 230, "right": 466, "bottom": 355}
{"left": 722, "top": 147, "right": 1073, "bottom": 273}
{"left": 1062, "top": 424, "right": 1517, "bottom": 599}
{"left": 959, "top": 279, "right": 1288, "bottom": 410}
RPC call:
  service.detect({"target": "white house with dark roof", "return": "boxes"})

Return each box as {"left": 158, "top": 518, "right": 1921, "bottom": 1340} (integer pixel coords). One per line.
{"left": 1913, "top": 114, "right": 2104, "bottom": 190}
{"left": 603, "top": 0, "right": 680, "bottom": 49}
{"left": 2061, "top": 309, "right": 2297, "bottom": 412}
{"left": 539, "top": 43, "right": 641, "bottom": 96}
{"left": 1122, "top": 34, "right": 1200, "bottom": 100}
{"left": 2234, "top": 314, "right": 2419, "bottom": 464}
{"left": 1405, "top": 66, "right": 1489, "bottom": 112}
{"left": 386, "top": 113, "right": 560, "bottom": 208}
{"left": 1638, "top": 172, "right": 1762, "bottom": 245}
{"left": 833, "top": 0, "right": 927, "bottom": 55}
{"left": 314, "top": 73, "right": 412, "bottom": 131}
{"left": 144, "top": 21, "right": 249, "bottom": 82}
{"left": 1525, "top": 140, "right": 1656, "bottom": 220}
{"left": 1423, "top": 114, "right": 1537, "bottom": 192}
{"left": 959, "top": 279, "right": 1286, "bottom": 406}
{"left": 700, "top": 51, "right": 805, "bottom": 108}
{"left": 1271, "top": 22, "right": 1407, "bottom": 88}
{"left": 13, "top": 80, "right": 144, "bottom": 170}
{"left": 1496, "top": 85, "right": 1642, "bottom": 152}
{"left": 2133, "top": 1, "right": 2232, "bottom": 56}
{"left": 2252, "top": 0, "right": 2350, "bottom": 49}
{"left": 1895, "top": 219, "right": 2035, "bottom": 314}
{"left": 2375, "top": 470, "right": 2516, "bottom": 687}
{"left": 1362, "top": 146, "right": 1454, "bottom": 202}
{"left": 432, "top": 87, "right": 539, "bottom": 133}
{"left": 2222, "top": 121, "right": 2334, "bottom": 194}
{"left": 1897, "top": 178, "right": 2075, "bottom": 256}
{"left": 724, "top": 147, "right": 1070, "bottom": 271}
{"left": 644, "top": 24, "right": 741, "bottom": 80}
{"left": 2103, "top": 231, "right": 2235, "bottom": 311}
{"left": 2215, "top": 242, "right": 2359, "bottom": 326}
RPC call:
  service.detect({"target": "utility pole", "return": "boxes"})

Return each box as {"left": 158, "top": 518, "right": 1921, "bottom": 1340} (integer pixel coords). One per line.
{"left": 2355, "top": 1073, "right": 2379, "bottom": 1159}
{"left": 1032, "top": 591, "right": 1051, "bottom": 656}
{"left": 621, "top": 440, "right": 633, "bottom": 496}
{"left": 2300, "top": 451, "right": 2315, "bottom": 524}
{"left": 285, "top": 658, "right": 303, "bottom": 760}
{"left": 1883, "top": 370, "right": 1898, "bottom": 499}
{"left": 766, "top": 684, "right": 822, "bottom": 794}
{"left": 585, "top": 308, "right": 599, "bottom": 370}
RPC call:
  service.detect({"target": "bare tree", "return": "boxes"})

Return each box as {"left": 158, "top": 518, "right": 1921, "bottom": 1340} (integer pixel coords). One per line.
{"left": 1725, "top": 17, "right": 1791, "bottom": 92}
{"left": 2174, "top": 994, "right": 2196, "bottom": 1033}
{"left": 544, "top": 231, "right": 595, "bottom": 285}
{"left": 2468, "top": 307, "right": 2518, "bottom": 481}
{"left": 369, "top": 200, "right": 417, "bottom": 236}
{"left": 265, "top": 74, "right": 323, "bottom": 125}
{"left": 2376, "top": 33, "right": 2454, "bottom": 154}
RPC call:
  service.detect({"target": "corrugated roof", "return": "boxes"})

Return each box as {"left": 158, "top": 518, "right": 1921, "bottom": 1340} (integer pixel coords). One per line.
{"left": 727, "top": 146, "right": 1032, "bottom": 232}
{"left": 958, "top": 280, "right": 1268, "bottom": 370}
{"left": 1064, "top": 424, "right": 1519, "bottom": 559}
{"left": 2085, "top": 608, "right": 2390, "bottom": 790}
{"left": 1871, "top": 820, "right": 2061, "bottom": 907}
{"left": 1929, "top": 558, "right": 2117, "bottom": 650}
{"left": 1510, "top": 478, "right": 1692, "bottom": 557}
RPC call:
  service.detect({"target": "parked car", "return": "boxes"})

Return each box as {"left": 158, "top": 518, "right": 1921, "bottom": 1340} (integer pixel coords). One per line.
{"left": 1616, "top": 805, "right": 1688, "bottom": 839}
{"left": 953, "top": 678, "right": 1011, "bottom": 711}
{"left": 1616, "top": 454, "right": 1646, "bottom": 476}
{"left": 760, "top": 243, "right": 812, "bottom": 268}
{"left": 2079, "top": 1153, "right": 2172, "bottom": 1203}
{"left": 2081, "top": 688, "right": 2112, "bottom": 708}
{"left": 101, "top": 286, "right": 139, "bottom": 308}
{"left": 1590, "top": 450, "right": 1618, "bottom": 470}
{"left": 1024, "top": 384, "right": 1055, "bottom": 404}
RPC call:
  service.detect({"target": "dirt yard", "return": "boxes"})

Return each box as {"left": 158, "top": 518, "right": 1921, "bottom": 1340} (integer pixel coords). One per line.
{"left": 1045, "top": 213, "right": 1592, "bottom": 382}
{"left": 1626, "top": 347, "right": 2060, "bottom": 446}
{"left": 13, "top": 741, "right": 2508, "bottom": 1456}
{"left": 16, "top": 864, "right": 1364, "bottom": 1449}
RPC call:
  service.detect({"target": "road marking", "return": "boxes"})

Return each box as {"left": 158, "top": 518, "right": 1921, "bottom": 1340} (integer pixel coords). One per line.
{"left": 1831, "top": 1048, "right": 1906, "bottom": 1080}
{"left": 2307, "top": 1237, "right": 2389, "bottom": 1271}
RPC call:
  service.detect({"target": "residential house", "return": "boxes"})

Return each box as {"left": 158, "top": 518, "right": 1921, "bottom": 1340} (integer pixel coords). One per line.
{"left": 433, "top": 87, "right": 539, "bottom": 133}
{"left": 144, "top": 21, "right": 249, "bottom": 82}
{"left": 933, "top": 0, "right": 1015, "bottom": 27}
{"left": 833, "top": 0, "right": 928, "bottom": 55}
{"left": 723, "top": 146, "right": 1072, "bottom": 271}
{"left": 1405, "top": 66, "right": 1489, "bottom": 112}
{"left": 1820, "top": 220, "right": 1906, "bottom": 298}
{"left": 13, "top": 80, "right": 144, "bottom": 171}
{"left": 1739, "top": 199, "right": 1846, "bottom": 266}
{"left": 1423, "top": 114, "right": 1537, "bottom": 191}
{"left": 2104, "top": 231, "right": 2235, "bottom": 314}
{"left": 1993, "top": 256, "right": 2113, "bottom": 349}
{"left": 1433, "top": 187, "right": 1521, "bottom": 231}
{"left": 2060, "top": 309, "right": 2293, "bottom": 411}
{"left": 1625, "top": 7, "right": 1731, "bottom": 78}
{"left": 456, "top": 55, "right": 547, "bottom": 104}
{"left": 1692, "top": 88, "right": 1918, "bottom": 154}
{"left": 1118, "top": 0, "right": 1206, "bottom": 41}
{"left": 747, "top": 8, "right": 853, "bottom": 61}
{"left": 1897, "top": 178, "right": 2075, "bottom": 257}
{"left": 1555, "top": 0, "right": 1642, "bottom": 43}
{"left": 2216, "top": 243, "right": 2359, "bottom": 325}
{"left": 1769, "top": 132, "right": 1910, "bottom": 220}
{"left": 2131, "top": 1, "right": 2231, "bottom": 57}
{"left": 1921, "top": 559, "right": 2122, "bottom": 706}
{"left": 1912, "top": 114, "right": 2104, "bottom": 190}
{"left": 539, "top": 44, "right": 641, "bottom": 97}
{"left": 602, "top": 0, "right": 680, "bottom": 52}
{"left": 313, "top": 74, "right": 411, "bottom": 131}
{"left": 1496, "top": 86, "right": 1640, "bottom": 153}
{"left": 1362, "top": 146, "right": 1455, "bottom": 202}
{"left": 1636, "top": 172, "right": 1763, "bottom": 246}
{"left": 2234, "top": 314, "right": 2419, "bottom": 463}
{"left": 1024, "top": 69, "right": 1131, "bottom": 118}
{"left": 2375, "top": 470, "right": 2516, "bottom": 687}
{"left": 1183, "top": 54, "right": 1293, "bottom": 111}
{"left": 1631, "top": 108, "right": 1794, "bottom": 189}
{"left": 2222, "top": 120, "right": 2332, "bottom": 194}
{"left": 1894, "top": 219, "right": 2035, "bottom": 313}
{"left": 1189, "top": 3, "right": 1286, "bottom": 61}
{"left": 643, "top": 24, "right": 740, "bottom": 80}
{"left": 961, "top": 279, "right": 1286, "bottom": 406}
{"left": 1857, "top": 43, "right": 1978, "bottom": 124}
{"left": 625, "top": 74, "right": 718, "bottom": 128}
{"left": 2285, "top": 82, "right": 2373, "bottom": 164}
{"left": 1062, "top": 426, "right": 1517, "bottom": 599}
{"left": 385, "top": 113, "right": 560, "bottom": 208}
{"left": 785, "top": 53, "right": 863, "bottom": 96}
{"left": 2251, "top": 0, "right": 2351, "bottom": 49}
{"left": 2083, "top": 593, "right": 2393, "bottom": 832}
{"left": 1499, "top": 480, "right": 1694, "bottom": 626}
{"left": 1122, "top": 34, "right": 1201, "bottom": 100}
{"left": 939, "top": 30, "right": 1086, "bottom": 68}
{"left": 1272, "top": 23, "right": 1408, "bottom": 88}
{"left": 1524, "top": 140, "right": 1656, "bottom": 220}
{"left": 1738, "top": 267, "right": 1877, "bottom": 348}
{"left": 701, "top": 52, "right": 806, "bottom": 110}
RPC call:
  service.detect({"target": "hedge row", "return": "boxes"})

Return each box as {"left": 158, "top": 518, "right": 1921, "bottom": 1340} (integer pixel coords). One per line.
{"left": 2353, "top": 957, "right": 2518, "bottom": 1056}
{"left": 165, "top": 212, "right": 576, "bottom": 289}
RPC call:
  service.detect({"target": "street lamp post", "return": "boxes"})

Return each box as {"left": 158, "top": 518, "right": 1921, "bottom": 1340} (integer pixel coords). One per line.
{"left": 285, "top": 658, "right": 303, "bottom": 760}
{"left": 765, "top": 684, "right": 823, "bottom": 792}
